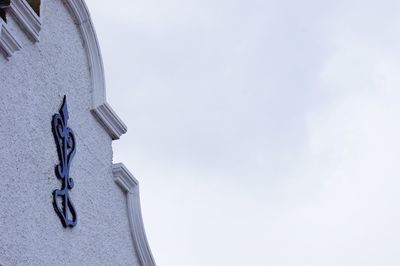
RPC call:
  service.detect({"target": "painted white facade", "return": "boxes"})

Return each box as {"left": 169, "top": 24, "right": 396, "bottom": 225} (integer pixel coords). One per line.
{"left": 0, "top": 1, "right": 154, "bottom": 265}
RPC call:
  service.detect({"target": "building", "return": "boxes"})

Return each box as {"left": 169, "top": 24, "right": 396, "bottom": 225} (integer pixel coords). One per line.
{"left": 0, "top": 1, "right": 155, "bottom": 265}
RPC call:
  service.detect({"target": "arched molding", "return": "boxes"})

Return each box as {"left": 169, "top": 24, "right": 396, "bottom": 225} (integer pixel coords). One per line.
{"left": 113, "top": 163, "right": 156, "bottom": 266}
{"left": 1, "top": 0, "right": 125, "bottom": 140}
{"left": 2, "top": 1, "right": 150, "bottom": 263}
{"left": 64, "top": 0, "right": 127, "bottom": 140}
{"left": 66, "top": 1, "right": 153, "bottom": 263}
{"left": 63, "top": 0, "right": 105, "bottom": 107}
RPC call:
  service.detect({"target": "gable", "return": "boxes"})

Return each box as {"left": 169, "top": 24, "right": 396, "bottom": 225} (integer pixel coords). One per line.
{"left": 0, "top": 1, "right": 154, "bottom": 265}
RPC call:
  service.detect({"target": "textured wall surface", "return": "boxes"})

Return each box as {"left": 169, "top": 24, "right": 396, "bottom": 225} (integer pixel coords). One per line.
{"left": 0, "top": 1, "right": 139, "bottom": 265}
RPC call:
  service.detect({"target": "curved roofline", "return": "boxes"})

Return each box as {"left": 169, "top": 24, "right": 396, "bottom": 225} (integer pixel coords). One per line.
{"left": 65, "top": 0, "right": 128, "bottom": 140}
{"left": 113, "top": 163, "right": 156, "bottom": 266}
{"left": 65, "top": 0, "right": 105, "bottom": 107}
{"left": 65, "top": 0, "right": 127, "bottom": 140}
{"left": 65, "top": 1, "right": 155, "bottom": 264}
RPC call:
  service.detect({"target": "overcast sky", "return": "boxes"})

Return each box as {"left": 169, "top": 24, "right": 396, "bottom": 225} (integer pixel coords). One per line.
{"left": 85, "top": 1, "right": 400, "bottom": 265}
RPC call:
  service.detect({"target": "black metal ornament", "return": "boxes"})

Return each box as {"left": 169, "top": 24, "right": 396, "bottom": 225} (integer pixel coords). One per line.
{"left": 52, "top": 95, "right": 77, "bottom": 228}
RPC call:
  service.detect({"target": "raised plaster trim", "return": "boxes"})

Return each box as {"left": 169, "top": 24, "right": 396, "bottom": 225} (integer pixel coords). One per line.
{"left": 113, "top": 163, "right": 156, "bottom": 266}
{"left": 64, "top": 3, "right": 151, "bottom": 263}
{"left": 64, "top": 0, "right": 127, "bottom": 141}
{"left": 64, "top": 0, "right": 105, "bottom": 107}
{"left": 91, "top": 103, "right": 127, "bottom": 140}
{"left": 0, "top": 21, "right": 22, "bottom": 58}
{"left": 10, "top": 0, "right": 41, "bottom": 42}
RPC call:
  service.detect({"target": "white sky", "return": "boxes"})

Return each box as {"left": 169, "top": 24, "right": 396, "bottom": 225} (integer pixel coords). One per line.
{"left": 85, "top": 0, "right": 400, "bottom": 265}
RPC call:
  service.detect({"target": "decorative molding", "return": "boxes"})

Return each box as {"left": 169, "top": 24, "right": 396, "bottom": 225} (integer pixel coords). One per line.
{"left": 0, "top": 21, "right": 22, "bottom": 58}
{"left": 113, "top": 163, "right": 156, "bottom": 266}
{"left": 64, "top": 0, "right": 106, "bottom": 107}
{"left": 0, "top": 0, "right": 39, "bottom": 57}
{"left": 64, "top": 0, "right": 127, "bottom": 140}
{"left": 113, "top": 163, "right": 139, "bottom": 192}
{"left": 91, "top": 103, "right": 127, "bottom": 140}
{"left": 10, "top": 0, "right": 41, "bottom": 42}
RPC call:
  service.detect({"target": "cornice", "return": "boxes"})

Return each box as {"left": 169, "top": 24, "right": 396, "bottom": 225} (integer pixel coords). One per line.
{"left": 10, "top": 0, "right": 41, "bottom": 42}
{"left": 0, "top": 21, "right": 21, "bottom": 58}
{"left": 113, "top": 162, "right": 139, "bottom": 192}
{"left": 113, "top": 163, "right": 156, "bottom": 266}
{"left": 91, "top": 103, "right": 127, "bottom": 140}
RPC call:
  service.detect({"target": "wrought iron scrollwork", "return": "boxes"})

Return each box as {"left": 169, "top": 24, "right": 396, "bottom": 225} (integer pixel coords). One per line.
{"left": 52, "top": 95, "right": 77, "bottom": 228}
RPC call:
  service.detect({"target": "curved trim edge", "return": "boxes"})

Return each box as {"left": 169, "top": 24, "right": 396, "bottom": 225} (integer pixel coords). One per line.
{"left": 64, "top": 0, "right": 127, "bottom": 140}
{"left": 113, "top": 163, "right": 156, "bottom": 266}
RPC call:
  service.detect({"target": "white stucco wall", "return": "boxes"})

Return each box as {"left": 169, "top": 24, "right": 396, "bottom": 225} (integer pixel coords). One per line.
{"left": 0, "top": 1, "right": 140, "bottom": 265}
